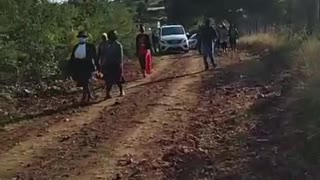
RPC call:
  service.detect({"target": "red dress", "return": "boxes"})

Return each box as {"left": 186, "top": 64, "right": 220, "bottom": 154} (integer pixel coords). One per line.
{"left": 136, "top": 33, "right": 152, "bottom": 73}
{"left": 145, "top": 50, "right": 152, "bottom": 74}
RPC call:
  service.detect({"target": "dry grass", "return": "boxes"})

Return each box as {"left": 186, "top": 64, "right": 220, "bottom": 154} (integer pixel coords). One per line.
{"left": 297, "top": 39, "right": 320, "bottom": 76}
{"left": 240, "top": 33, "right": 282, "bottom": 49}
{"left": 243, "top": 32, "right": 320, "bottom": 174}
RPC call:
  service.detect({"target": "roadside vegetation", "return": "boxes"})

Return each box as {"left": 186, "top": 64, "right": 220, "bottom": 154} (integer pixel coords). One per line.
{"left": 0, "top": 0, "right": 136, "bottom": 89}
{"left": 242, "top": 32, "right": 320, "bottom": 177}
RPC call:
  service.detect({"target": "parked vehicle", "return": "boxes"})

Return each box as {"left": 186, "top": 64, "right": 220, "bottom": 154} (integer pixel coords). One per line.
{"left": 159, "top": 25, "right": 189, "bottom": 53}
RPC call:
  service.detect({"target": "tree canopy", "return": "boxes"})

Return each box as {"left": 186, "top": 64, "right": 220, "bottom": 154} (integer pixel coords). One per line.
{"left": 166, "top": 0, "right": 320, "bottom": 33}
{"left": 0, "top": 0, "right": 136, "bottom": 84}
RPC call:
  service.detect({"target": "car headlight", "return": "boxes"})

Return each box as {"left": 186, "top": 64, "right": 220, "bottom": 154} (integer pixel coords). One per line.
{"left": 161, "top": 40, "right": 166, "bottom": 44}
{"left": 183, "top": 39, "right": 187, "bottom": 43}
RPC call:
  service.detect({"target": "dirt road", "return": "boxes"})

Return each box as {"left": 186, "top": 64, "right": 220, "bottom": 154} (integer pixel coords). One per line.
{"left": 0, "top": 50, "right": 290, "bottom": 180}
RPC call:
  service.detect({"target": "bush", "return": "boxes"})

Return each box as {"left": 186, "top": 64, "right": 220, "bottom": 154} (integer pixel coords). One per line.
{"left": 0, "top": 0, "right": 136, "bottom": 86}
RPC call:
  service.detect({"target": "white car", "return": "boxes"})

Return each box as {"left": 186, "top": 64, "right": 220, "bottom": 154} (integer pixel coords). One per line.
{"left": 159, "top": 25, "right": 189, "bottom": 53}
{"left": 188, "top": 33, "right": 198, "bottom": 49}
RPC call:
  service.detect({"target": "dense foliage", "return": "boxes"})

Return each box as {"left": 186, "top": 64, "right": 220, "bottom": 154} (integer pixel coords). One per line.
{"left": 2, "top": 0, "right": 320, "bottom": 86}
{"left": 0, "top": 0, "right": 136, "bottom": 85}
{"left": 166, "top": 0, "right": 320, "bottom": 33}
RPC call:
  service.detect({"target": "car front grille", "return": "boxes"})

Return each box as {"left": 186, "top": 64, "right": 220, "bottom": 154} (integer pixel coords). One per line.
{"left": 167, "top": 40, "right": 183, "bottom": 44}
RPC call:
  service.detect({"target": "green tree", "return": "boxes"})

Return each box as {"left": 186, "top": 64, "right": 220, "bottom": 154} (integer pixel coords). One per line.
{"left": 0, "top": 0, "right": 136, "bottom": 86}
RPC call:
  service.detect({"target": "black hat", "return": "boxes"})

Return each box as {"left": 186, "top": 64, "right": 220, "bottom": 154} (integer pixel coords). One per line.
{"left": 77, "top": 31, "right": 88, "bottom": 38}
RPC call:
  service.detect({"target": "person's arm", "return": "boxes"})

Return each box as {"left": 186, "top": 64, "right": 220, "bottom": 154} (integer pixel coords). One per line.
{"left": 213, "top": 27, "right": 219, "bottom": 42}
{"left": 120, "top": 43, "right": 124, "bottom": 64}
{"left": 146, "top": 34, "right": 154, "bottom": 54}
{"left": 236, "top": 28, "right": 239, "bottom": 39}
{"left": 67, "top": 44, "right": 78, "bottom": 79}
{"left": 90, "top": 44, "right": 99, "bottom": 71}
{"left": 146, "top": 34, "right": 152, "bottom": 50}
{"left": 115, "top": 42, "right": 124, "bottom": 64}
{"left": 135, "top": 34, "right": 140, "bottom": 56}
{"left": 97, "top": 43, "right": 101, "bottom": 60}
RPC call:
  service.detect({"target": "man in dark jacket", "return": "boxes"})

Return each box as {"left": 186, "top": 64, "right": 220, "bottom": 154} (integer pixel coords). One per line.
{"left": 69, "top": 31, "right": 99, "bottom": 103}
{"left": 200, "top": 19, "right": 219, "bottom": 70}
{"left": 229, "top": 23, "right": 239, "bottom": 51}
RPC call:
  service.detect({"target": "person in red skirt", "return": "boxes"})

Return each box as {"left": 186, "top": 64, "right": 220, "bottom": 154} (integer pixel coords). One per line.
{"left": 136, "top": 24, "right": 152, "bottom": 77}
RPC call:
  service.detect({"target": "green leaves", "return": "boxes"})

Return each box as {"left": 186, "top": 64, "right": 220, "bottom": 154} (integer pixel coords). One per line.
{"left": 0, "top": 0, "right": 135, "bottom": 85}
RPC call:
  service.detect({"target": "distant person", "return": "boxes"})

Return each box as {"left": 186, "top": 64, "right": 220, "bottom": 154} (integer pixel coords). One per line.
{"left": 69, "top": 31, "right": 98, "bottom": 103}
{"left": 101, "top": 30, "right": 125, "bottom": 99}
{"left": 136, "top": 24, "right": 152, "bottom": 77}
{"left": 229, "top": 24, "right": 239, "bottom": 51}
{"left": 200, "top": 19, "right": 218, "bottom": 70}
{"left": 152, "top": 30, "right": 159, "bottom": 54}
{"left": 216, "top": 24, "right": 223, "bottom": 51}
{"left": 219, "top": 25, "right": 229, "bottom": 52}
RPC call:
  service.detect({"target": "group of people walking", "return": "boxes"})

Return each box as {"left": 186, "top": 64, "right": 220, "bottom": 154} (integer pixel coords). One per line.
{"left": 216, "top": 23, "right": 239, "bottom": 52}
{"left": 197, "top": 19, "right": 239, "bottom": 70}
{"left": 68, "top": 21, "right": 238, "bottom": 102}
{"left": 69, "top": 25, "right": 152, "bottom": 103}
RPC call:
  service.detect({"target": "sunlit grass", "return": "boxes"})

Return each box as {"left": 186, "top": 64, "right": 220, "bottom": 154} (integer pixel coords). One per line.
{"left": 243, "top": 32, "right": 320, "bottom": 171}
{"left": 240, "top": 33, "right": 281, "bottom": 49}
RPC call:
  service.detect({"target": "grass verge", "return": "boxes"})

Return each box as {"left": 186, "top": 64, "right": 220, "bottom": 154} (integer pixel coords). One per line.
{"left": 243, "top": 32, "right": 320, "bottom": 177}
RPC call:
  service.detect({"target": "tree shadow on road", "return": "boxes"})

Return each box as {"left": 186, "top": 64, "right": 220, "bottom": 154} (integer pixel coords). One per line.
{"left": 160, "top": 49, "right": 301, "bottom": 180}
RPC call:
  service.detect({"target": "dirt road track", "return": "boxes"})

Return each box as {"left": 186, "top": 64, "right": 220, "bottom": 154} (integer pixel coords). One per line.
{"left": 0, "top": 52, "right": 206, "bottom": 179}
{"left": 0, "top": 50, "right": 286, "bottom": 180}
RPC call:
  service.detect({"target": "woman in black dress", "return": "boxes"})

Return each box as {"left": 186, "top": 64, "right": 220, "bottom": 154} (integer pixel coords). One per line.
{"left": 69, "top": 31, "right": 99, "bottom": 102}
{"left": 100, "top": 30, "right": 124, "bottom": 99}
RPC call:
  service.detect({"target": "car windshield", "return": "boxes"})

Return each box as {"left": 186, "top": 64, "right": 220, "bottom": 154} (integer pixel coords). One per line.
{"left": 161, "top": 26, "right": 185, "bottom": 36}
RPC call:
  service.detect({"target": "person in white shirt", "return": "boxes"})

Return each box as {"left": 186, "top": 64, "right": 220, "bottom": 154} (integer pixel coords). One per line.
{"left": 69, "top": 31, "right": 99, "bottom": 103}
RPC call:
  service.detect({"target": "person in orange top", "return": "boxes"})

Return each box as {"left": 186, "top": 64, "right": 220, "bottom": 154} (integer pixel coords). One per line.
{"left": 136, "top": 24, "right": 152, "bottom": 77}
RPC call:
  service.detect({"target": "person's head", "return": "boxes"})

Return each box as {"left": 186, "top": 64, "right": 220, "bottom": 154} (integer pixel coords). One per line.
{"left": 139, "top": 24, "right": 145, "bottom": 33}
{"left": 108, "top": 30, "right": 118, "bottom": 41}
{"left": 77, "top": 31, "right": 88, "bottom": 44}
{"left": 204, "top": 19, "right": 211, "bottom": 27}
{"left": 101, "top": 33, "right": 108, "bottom": 41}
